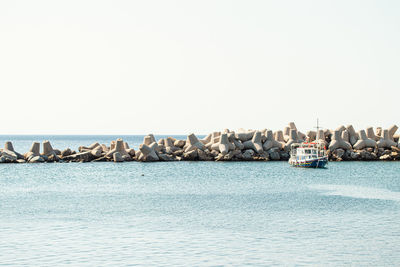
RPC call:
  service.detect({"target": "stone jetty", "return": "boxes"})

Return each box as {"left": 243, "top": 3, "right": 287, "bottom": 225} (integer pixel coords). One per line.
{"left": 1, "top": 122, "right": 400, "bottom": 163}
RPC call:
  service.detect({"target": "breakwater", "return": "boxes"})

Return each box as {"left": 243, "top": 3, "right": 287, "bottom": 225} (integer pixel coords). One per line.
{"left": 1, "top": 122, "right": 399, "bottom": 163}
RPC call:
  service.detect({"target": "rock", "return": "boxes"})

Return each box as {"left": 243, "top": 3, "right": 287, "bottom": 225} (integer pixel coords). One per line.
{"left": 113, "top": 152, "right": 124, "bottom": 162}
{"left": 334, "top": 148, "right": 345, "bottom": 159}
{"left": 306, "top": 130, "right": 316, "bottom": 141}
{"left": 235, "top": 130, "right": 255, "bottom": 142}
{"left": 143, "top": 134, "right": 156, "bottom": 146}
{"left": 350, "top": 151, "right": 360, "bottom": 160}
{"left": 124, "top": 142, "right": 136, "bottom": 157}
{"left": 242, "top": 131, "right": 264, "bottom": 154}
{"left": 366, "top": 127, "right": 380, "bottom": 141}
{"left": 184, "top": 133, "right": 205, "bottom": 152}
{"left": 392, "top": 146, "right": 400, "bottom": 153}
{"left": 158, "top": 153, "right": 176, "bottom": 161}
{"left": 16, "top": 159, "right": 26, "bottom": 163}
{"left": 274, "top": 130, "right": 285, "bottom": 143}
{"left": 138, "top": 144, "right": 159, "bottom": 162}
{"left": 285, "top": 129, "right": 303, "bottom": 151}
{"left": 205, "top": 132, "right": 221, "bottom": 150}
{"left": 377, "top": 129, "right": 397, "bottom": 149}
{"left": 198, "top": 149, "right": 213, "bottom": 161}
{"left": 341, "top": 130, "right": 350, "bottom": 143}
{"left": 346, "top": 125, "right": 359, "bottom": 146}
{"left": 360, "top": 150, "right": 377, "bottom": 161}
{"left": 106, "top": 139, "right": 130, "bottom": 159}
{"left": 329, "top": 130, "right": 352, "bottom": 151}
{"left": 42, "top": 141, "right": 60, "bottom": 162}
{"left": 1, "top": 150, "right": 18, "bottom": 162}
{"left": 172, "top": 149, "right": 184, "bottom": 157}
{"left": 174, "top": 140, "right": 185, "bottom": 148}
{"left": 279, "top": 151, "right": 290, "bottom": 161}
{"left": 28, "top": 156, "right": 45, "bottom": 163}
{"left": 213, "top": 133, "right": 230, "bottom": 155}
{"left": 4, "top": 141, "right": 24, "bottom": 159}
{"left": 379, "top": 154, "right": 392, "bottom": 161}
{"left": 163, "top": 138, "right": 178, "bottom": 154}
{"left": 391, "top": 151, "right": 400, "bottom": 160}
{"left": 353, "top": 130, "right": 376, "bottom": 150}
{"left": 24, "top": 142, "right": 41, "bottom": 159}
{"left": 63, "top": 151, "right": 94, "bottom": 162}
{"left": 79, "top": 142, "right": 101, "bottom": 152}
{"left": 183, "top": 149, "right": 198, "bottom": 160}
{"left": 91, "top": 148, "right": 103, "bottom": 158}
{"left": 268, "top": 150, "right": 280, "bottom": 160}
{"left": 61, "top": 148, "right": 73, "bottom": 157}
{"left": 242, "top": 149, "right": 255, "bottom": 160}
{"left": 263, "top": 130, "right": 283, "bottom": 151}
{"left": 92, "top": 156, "right": 108, "bottom": 162}
{"left": 47, "top": 154, "right": 60, "bottom": 162}
{"left": 388, "top": 125, "right": 398, "bottom": 141}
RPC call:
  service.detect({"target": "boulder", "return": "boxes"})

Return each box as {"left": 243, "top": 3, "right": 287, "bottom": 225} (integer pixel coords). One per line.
{"left": 379, "top": 154, "right": 392, "bottom": 161}
{"left": 91, "top": 148, "right": 103, "bottom": 158}
{"left": 217, "top": 133, "right": 230, "bottom": 155}
{"left": 24, "top": 142, "right": 41, "bottom": 160}
{"left": 306, "top": 131, "right": 316, "bottom": 142}
{"left": 1, "top": 150, "right": 18, "bottom": 162}
{"left": 61, "top": 148, "right": 73, "bottom": 157}
{"left": 242, "top": 149, "right": 255, "bottom": 160}
{"left": 346, "top": 125, "right": 358, "bottom": 146}
{"left": 353, "top": 130, "right": 376, "bottom": 150}
{"left": 285, "top": 129, "right": 303, "bottom": 151}
{"left": 124, "top": 142, "right": 136, "bottom": 156}
{"left": 350, "top": 151, "right": 360, "bottom": 160}
{"left": 113, "top": 152, "right": 124, "bottom": 162}
{"left": 388, "top": 125, "right": 398, "bottom": 141}
{"left": 274, "top": 130, "right": 285, "bottom": 143}
{"left": 377, "top": 129, "right": 397, "bottom": 149}
{"left": 62, "top": 151, "right": 94, "bottom": 162}
{"left": 263, "top": 130, "right": 283, "bottom": 151}
{"left": 183, "top": 149, "right": 198, "bottom": 160}
{"left": 268, "top": 149, "right": 281, "bottom": 160}
{"left": 328, "top": 130, "right": 352, "bottom": 151}
{"left": 174, "top": 140, "right": 186, "bottom": 148}
{"left": 42, "top": 141, "right": 59, "bottom": 161}
{"left": 243, "top": 131, "right": 263, "bottom": 154}
{"left": 138, "top": 144, "right": 159, "bottom": 162}
{"left": 79, "top": 142, "right": 101, "bottom": 152}
{"left": 334, "top": 148, "right": 345, "bottom": 159}
{"left": 28, "top": 155, "right": 45, "bottom": 163}
{"left": 235, "top": 130, "right": 255, "bottom": 142}
{"left": 184, "top": 133, "right": 205, "bottom": 152}
{"left": 106, "top": 139, "right": 131, "bottom": 161}
{"left": 4, "top": 141, "right": 23, "bottom": 159}
{"left": 197, "top": 149, "right": 213, "bottom": 161}
{"left": 366, "top": 127, "right": 379, "bottom": 141}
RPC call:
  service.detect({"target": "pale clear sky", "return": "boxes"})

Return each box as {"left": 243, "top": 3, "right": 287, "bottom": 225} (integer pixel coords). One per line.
{"left": 0, "top": 0, "right": 399, "bottom": 134}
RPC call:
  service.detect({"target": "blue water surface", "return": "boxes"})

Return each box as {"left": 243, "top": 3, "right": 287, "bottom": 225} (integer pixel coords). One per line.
{"left": 0, "top": 136, "right": 400, "bottom": 266}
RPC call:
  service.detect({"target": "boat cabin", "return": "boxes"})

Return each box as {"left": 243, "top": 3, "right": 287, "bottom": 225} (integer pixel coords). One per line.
{"left": 290, "top": 143, "right": 327, "bottom": 161}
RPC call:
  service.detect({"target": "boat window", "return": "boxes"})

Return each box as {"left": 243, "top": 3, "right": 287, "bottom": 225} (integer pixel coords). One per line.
{"left": 305, "top": 149, "right": 311, "bottom": 154}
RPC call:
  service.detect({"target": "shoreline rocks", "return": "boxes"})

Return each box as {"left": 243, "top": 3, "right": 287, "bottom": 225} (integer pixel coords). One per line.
{"left": 1, "top": 123, "right": 400, "bottom": 163}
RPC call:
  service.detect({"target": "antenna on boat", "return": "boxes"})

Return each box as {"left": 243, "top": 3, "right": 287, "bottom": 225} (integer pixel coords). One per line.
{"left": 315, "top": 118, "right": 321, "bottom": 147}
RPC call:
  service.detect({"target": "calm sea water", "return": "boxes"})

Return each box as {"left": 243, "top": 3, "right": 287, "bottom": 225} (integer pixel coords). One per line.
{"left": 1, "top": 136, "right": 400, "bottom": 266}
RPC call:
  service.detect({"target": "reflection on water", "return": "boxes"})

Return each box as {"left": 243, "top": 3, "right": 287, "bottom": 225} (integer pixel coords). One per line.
{"left": 0, "top": 156, "right": 400, "bottom": 265}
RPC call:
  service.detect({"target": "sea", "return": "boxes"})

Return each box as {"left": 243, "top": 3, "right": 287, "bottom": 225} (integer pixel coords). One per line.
{"left": 0, "top": 135, "right": 399, "bottom": 266}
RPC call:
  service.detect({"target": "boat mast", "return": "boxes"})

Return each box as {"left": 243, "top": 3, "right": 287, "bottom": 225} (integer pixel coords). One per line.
{"left": 316, "top": 118, "right": 319, "bottom": 140}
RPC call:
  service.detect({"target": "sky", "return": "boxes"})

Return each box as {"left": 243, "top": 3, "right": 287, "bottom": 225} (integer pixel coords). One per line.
{"left": 0, "top": 0, "right": 399, "bottom": 134}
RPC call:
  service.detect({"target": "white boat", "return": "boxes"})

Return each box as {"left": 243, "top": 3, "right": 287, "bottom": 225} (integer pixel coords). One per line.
{"left": 288, "top": 120, "right": 328, "bottom": 168}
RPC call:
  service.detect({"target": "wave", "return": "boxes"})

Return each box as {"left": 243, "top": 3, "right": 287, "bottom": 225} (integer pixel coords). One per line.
{"left": 308, "top": 184, "right": 400, "bottom": 201}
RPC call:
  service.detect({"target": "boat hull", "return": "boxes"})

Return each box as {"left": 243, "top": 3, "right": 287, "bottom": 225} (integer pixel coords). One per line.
{"left": 289, "top": 157, "right": 328, "bottom": 168}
